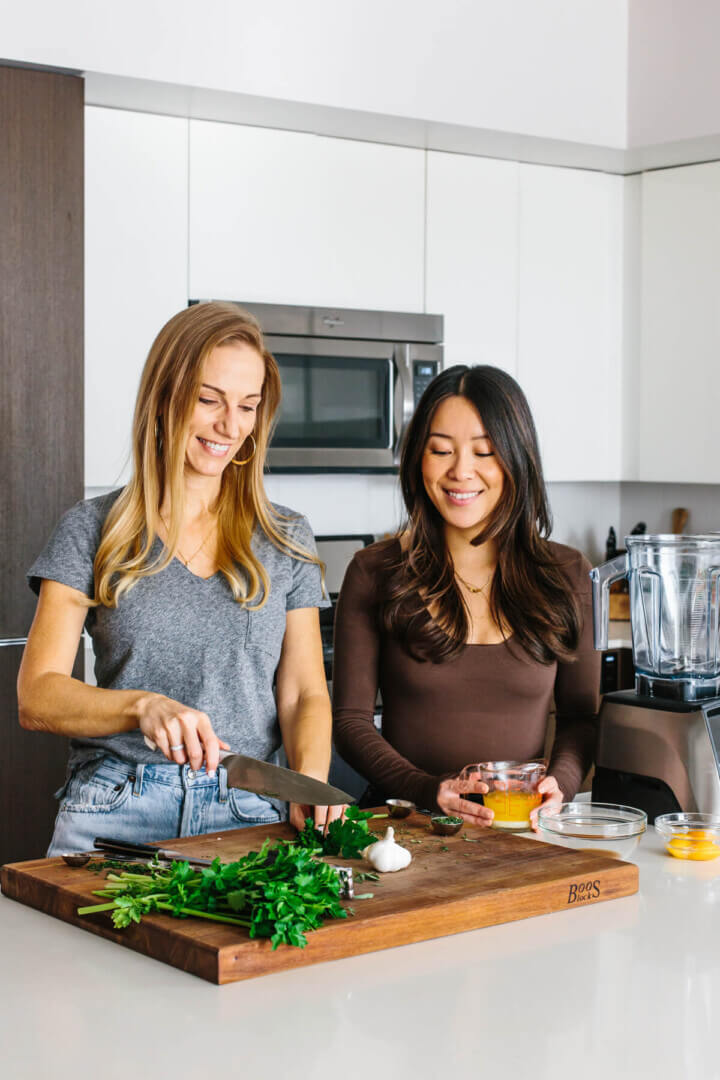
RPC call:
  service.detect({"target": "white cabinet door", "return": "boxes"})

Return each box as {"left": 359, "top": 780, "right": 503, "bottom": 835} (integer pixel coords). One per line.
{"left": 638, "top": 163, "right": 720, "bottom": 483}
{"left": 425, "top": 152, "right": 518, "bottom": 373}
{"left": 85, "top": 107, "right": 188, "bottom": 489}
{"left": 517, "top": 165, "right": 624, "bottom": 482}
{"left": 189, "top": 121, "right": 425, "bottom": 312}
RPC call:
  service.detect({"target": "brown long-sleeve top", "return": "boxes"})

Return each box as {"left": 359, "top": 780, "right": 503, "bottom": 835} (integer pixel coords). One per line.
{"left": 332, "top": 539, "right": 600, "bottom": 811}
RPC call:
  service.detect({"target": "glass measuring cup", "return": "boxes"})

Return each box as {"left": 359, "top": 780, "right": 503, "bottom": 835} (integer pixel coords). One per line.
{"left": 458, "top": 760, "right": 547, "bottom": 831}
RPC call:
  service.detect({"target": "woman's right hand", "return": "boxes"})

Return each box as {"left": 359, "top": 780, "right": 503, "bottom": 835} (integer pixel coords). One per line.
{"left": 436, "top": 776, "right": 494, "bottom": 826}
{"left": 136, "top": 694, "right": 230, "bottom": 774}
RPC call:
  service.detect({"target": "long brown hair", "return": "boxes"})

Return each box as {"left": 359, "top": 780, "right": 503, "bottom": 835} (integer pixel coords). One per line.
{"left": 379, "top": 365, "right": 581, "bottom": 663}
{"left": 93, "top": 302, "right": 320, "bottom": 608}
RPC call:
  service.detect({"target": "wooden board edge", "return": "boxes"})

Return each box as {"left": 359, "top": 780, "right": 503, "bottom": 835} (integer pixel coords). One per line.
{"left": 1, "top": 855, "right": 639, "bottom": 986}
{"left": 213, "top": 859, "right": 639, "bottom": 983}
{"left": 1, "top": 865, "right": 223, "bottom": 984}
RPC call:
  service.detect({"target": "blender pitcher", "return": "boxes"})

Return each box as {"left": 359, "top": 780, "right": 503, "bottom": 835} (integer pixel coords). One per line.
{"left": 591, "top": 535, "right": 720, "bottom": 701}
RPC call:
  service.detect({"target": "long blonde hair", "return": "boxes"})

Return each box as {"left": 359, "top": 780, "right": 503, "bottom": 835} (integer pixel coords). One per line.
{"left": 94, "top": 302, "right": 321, "bottom": 608}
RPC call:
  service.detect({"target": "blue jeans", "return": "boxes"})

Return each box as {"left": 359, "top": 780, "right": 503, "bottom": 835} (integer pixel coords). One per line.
{"left": 47, "top": 755, "right": 284, "bottom": 855}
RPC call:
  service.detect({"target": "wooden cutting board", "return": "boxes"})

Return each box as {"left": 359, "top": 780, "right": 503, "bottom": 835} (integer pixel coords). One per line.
{"left": 0, "top": 813, "right": 638, "bottom": 984}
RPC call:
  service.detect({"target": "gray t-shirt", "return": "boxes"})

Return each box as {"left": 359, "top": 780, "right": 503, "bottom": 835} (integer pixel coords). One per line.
{"left": 28, "top": 491, "right": 329, "bottom": 769}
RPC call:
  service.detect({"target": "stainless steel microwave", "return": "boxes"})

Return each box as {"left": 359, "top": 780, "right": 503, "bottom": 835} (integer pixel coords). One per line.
{"left": 189, "top": 301, "right": 443, "bottom": 472}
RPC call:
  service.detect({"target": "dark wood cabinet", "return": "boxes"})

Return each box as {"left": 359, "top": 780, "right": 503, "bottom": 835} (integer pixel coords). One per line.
{"left": 0, "top": 65, "right": 84, "bottom": 863}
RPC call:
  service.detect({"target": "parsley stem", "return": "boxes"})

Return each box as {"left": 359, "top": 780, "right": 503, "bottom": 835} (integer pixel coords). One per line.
{"left": 77, "top": 901, "right": 119, "bottom": 915}
{"left": 154, "top": 902, "right": 251, "bottom": 927}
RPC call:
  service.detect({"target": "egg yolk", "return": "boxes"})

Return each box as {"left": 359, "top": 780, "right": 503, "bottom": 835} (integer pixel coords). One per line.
{"left": 666, "top": 834, "right": 720, "bottom": 860}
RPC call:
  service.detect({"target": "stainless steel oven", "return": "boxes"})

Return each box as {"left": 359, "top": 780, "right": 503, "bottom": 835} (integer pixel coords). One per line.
{"left": 190, "top": 301, "right": 443, "bottom": 472}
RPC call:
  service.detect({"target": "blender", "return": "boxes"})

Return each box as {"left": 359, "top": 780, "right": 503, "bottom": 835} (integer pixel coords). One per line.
{"left": 590, "top": 535, "right": 720, "bottom": 822}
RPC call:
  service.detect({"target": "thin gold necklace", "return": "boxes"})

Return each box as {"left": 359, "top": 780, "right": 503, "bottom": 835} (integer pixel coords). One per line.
{"left": 455, "top": 571, "right": 494, "bottom": 595}
{"left": 160, "top": 513, "right": 216, "bottom": 569}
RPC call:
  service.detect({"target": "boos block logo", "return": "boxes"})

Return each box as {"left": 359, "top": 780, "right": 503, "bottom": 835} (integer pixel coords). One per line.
{"left": 567, "top": 879, "right": 601, "bottom": 904}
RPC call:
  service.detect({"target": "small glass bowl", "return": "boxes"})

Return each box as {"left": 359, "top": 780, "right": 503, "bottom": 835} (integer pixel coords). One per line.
{"left": 655, "top": 812, "right": 720, "bottom": 861}
{"left": 385, "top": 798, "right": 415, "bottom": 819}
{"left": 430, "top": 815, "right": 463, "bottom": 836}
{"left": 458, "top": 759, "right": 547, "bottom": 832}
{"left": 537, "top": 802, "right": 647, "bottom": 860}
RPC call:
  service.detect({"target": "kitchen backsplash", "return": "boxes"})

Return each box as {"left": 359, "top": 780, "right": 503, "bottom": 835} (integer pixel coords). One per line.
{"left": 84, "top": 479, "right": 720, "bottom": 568}
{"left": 619, "top": 483, "right": 720, "bottom": 545}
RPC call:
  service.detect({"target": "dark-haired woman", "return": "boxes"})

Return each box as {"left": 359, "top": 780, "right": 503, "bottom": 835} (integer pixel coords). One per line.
{"left": 332, "top": 365, "right": 600, "bottom": 828}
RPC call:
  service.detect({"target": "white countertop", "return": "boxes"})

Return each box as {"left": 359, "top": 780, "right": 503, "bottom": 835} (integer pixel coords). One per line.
{"left": 1, "top": 827, "right": 718, "bottom": 1080}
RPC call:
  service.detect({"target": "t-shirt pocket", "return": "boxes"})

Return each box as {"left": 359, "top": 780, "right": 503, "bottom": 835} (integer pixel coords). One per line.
{"left": 245, "top": 601, "right": 285, "bottom": 662}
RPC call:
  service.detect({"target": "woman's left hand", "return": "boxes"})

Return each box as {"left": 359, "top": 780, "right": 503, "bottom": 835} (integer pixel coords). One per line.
{"left": 289, "top": 802, "right": 346, "bottom": 835}
{"left": 529, "top": 774, "right": 563, "bottom": 831}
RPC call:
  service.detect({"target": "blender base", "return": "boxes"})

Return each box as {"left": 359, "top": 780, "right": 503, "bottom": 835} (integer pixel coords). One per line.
{"left": 594, "top": 690, "right": 720, "bottom": 822}
{"left": 636, "top": 671, "right": 720, "bottom": 702}
{"left": 592, "top": 766, "right": 682, "bottom": 824}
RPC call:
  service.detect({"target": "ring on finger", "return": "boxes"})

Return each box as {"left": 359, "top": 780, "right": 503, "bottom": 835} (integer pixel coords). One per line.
{"left": 169, "top": 743, "right": 184, "bottom": 752}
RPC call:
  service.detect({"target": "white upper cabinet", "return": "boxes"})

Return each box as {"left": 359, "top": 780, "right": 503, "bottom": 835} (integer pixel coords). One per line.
{"left": 425, "top": 153, "right": 519, "bottom": 373}
{"left": 189, "top": 121, "right": 425, "bottom": 312}
{"left": 517, "top": 165, "right": 624, "bottom": 482}
{"left": 85, "top": 108, "right": 188, "bottom": 488}
{"left": 638, "top": 163, "right": 720, "bottom": 483}
{"left": 83, "top": 107, "right": 635, "bottom": 491}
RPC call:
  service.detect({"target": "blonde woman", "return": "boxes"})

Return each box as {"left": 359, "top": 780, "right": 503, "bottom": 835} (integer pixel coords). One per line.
{"left": 18, "top": 302, "right": 337, "bottom": 854}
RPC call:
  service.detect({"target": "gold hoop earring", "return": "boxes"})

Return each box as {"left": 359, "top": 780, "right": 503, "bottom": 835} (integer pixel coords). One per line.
{"left": 232, "top": 434, "right": 256, "bottom": 466}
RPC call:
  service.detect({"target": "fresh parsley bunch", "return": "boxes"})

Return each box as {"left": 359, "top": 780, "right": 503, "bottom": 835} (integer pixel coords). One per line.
{"left": 298, "top": 804, "right": 378, "bottom": 860}
{"left": 78, "top": 839, "right": 347, "bottom": 949}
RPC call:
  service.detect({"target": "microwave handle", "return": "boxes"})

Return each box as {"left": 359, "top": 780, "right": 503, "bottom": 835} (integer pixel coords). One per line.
{"left": 392, "top": 345, "right": 414, "bottom": 465}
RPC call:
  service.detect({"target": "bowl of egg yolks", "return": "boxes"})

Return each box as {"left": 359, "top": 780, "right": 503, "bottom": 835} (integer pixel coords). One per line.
{"left": 655, "top": 813, "right": 720, "bottom": 861}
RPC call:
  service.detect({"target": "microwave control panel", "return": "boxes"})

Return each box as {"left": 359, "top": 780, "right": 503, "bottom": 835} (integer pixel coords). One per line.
{"left": 413, "top": 361, "right": 440, "bottom": 405}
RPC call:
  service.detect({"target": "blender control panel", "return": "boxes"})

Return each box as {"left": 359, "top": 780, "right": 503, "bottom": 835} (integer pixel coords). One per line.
{"left": 413, "top": 362, "right": 439, "bottom": 405}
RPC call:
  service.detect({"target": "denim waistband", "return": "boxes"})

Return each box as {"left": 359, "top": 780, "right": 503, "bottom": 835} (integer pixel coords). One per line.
{"left": 88, "top": 753, "right": 231, "bottom": 799}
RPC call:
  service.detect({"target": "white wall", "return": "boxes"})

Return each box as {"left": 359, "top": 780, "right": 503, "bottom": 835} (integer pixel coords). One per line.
{"left": 627, "top": 0, "right": 720, "bottom": 147}
{"left": 546, "top": 483, "right": 621, "bottom": 564}
{"left": 1, "top": 0, "right": 629, "bottom": 146}
{"left": 620, "top": 482, "right": 720, "bottom": 538}
{"left": 263, "top": 474, "right": 404, "bottom": 540}
{"left": 83, "top": 478, "right": 618, "bottom": 566}
{"left": 266, "top": 479, "right": 720, "bottom": 565}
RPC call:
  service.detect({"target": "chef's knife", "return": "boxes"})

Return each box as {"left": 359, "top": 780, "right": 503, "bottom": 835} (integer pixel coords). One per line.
{"left": 143, "top": 736, "right": 354, "bottom": 805}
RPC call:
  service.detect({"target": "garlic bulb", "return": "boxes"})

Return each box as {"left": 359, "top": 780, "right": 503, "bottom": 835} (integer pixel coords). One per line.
{"left": 363, "top": 826, "right": 412, "bottom": 873}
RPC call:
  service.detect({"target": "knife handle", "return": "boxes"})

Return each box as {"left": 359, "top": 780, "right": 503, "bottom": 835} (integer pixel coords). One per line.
{"left": 143, "top": 735, "right": 232, "bottom": 762}
{"left": 94, "top": 836, "right": 213, "bottom": 867}
{"left": 94, "top": 836, "right": 163, "bottom": 856}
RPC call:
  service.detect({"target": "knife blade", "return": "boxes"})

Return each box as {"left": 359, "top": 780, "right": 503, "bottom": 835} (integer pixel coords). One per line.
{"left": 220, "top": 752, "right": 354, "bottom": 806}
{"left": 142, "top": 736, "right": 354, "bottom": 805}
